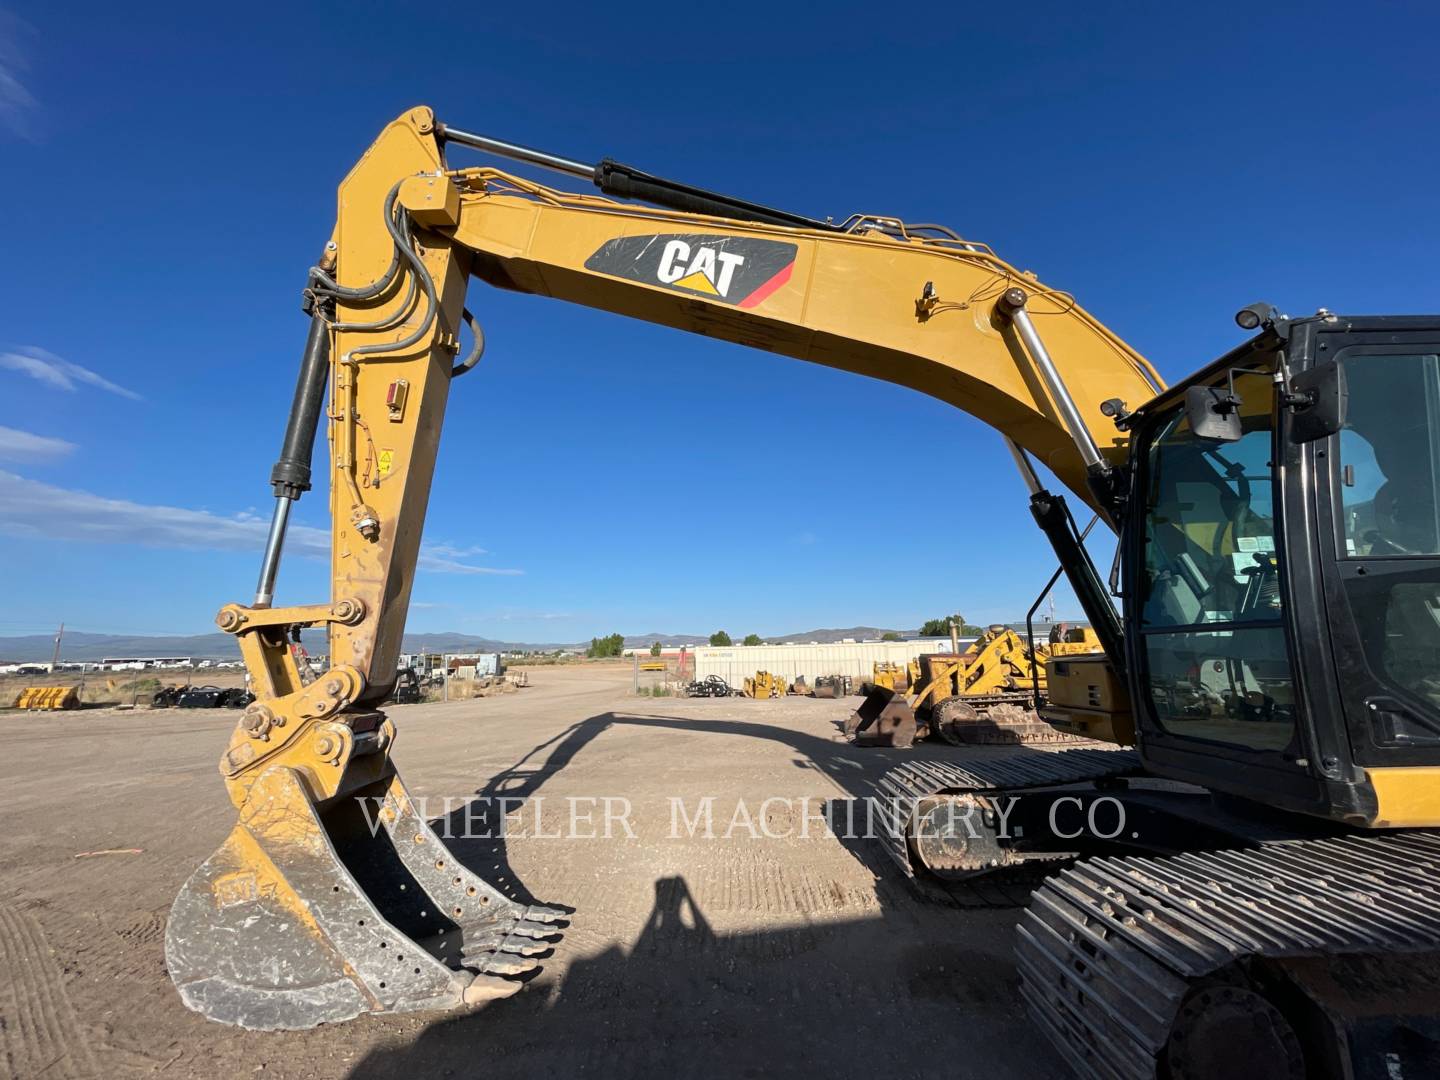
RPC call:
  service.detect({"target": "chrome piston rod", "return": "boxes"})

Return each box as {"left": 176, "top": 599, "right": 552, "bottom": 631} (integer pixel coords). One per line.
{"left": 996, "top": 288, "right": 1106, "bottom": 474}
{"left": 436, "top": 124, "right": 593, "bottom": 180}
{"left": 254, "top": 496, "right": 292, "bottom": 607}
{"left": 1005, "top": 436, "right": 1045, "bottom": 496}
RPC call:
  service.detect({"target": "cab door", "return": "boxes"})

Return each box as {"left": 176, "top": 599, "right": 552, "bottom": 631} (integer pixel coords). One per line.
{"left": 1125, "top": 360, "right": 1325, "bottom": 806}
{"left": 1307, "top": 330, "right": 1440, "bottom": 768}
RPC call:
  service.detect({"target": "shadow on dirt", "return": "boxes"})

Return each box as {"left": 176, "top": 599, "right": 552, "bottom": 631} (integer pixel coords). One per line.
{"left": 429, "top": 711, "right": 1047, "bottom": 914}
{"left": 346, "top": 873, "right": 1044, "bottom": 1080}
{"left": 427, "top": 711, "right": 913, "bottom": 908}
{"left": 346, "top": 710, "right": 1066, "bottom": 1079}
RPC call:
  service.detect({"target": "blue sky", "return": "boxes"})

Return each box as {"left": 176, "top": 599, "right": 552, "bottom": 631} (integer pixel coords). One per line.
{"left": 1, "top": 2, "right": 1436, "bottom": 643}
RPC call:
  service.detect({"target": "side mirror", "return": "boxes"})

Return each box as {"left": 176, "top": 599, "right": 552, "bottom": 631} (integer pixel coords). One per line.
{"left": 1186, "top": 385, "right": 1243, "bottom": 442}
{"left": 1288, "top": 360, "right": 1348, "bottom": 443}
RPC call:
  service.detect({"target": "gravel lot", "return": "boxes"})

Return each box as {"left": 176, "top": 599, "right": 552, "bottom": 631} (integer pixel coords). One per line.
{"left": 0, "top": 665, "right": 1068, "bottom": 1079}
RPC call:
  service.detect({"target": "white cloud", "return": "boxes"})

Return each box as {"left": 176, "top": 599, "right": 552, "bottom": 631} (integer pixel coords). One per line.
{"left": 0, "top": 346, "right": 142, "bottom": 401}
{"left": 416, "top": 549, "right": 522, "bottom": 576}
{"left": 0, "top": 11, "right": 37, "bottom": 141}
{"left": 0, "top": 425, "right": 75, "bottom": 461}
{"left": 423, "top": 542, "right": 489, "bottom": 559}
{"left": 0, "top": 470, "right": 523, "bottom": 576}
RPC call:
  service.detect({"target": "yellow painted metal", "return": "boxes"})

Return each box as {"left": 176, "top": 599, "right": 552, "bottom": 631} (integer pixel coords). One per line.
{"left": 901, "top": 626, "right": 1075, "bottom": 713}
{"left": 14, "top": 686, "right": 79, "bottom": 710}
{"left": 172, "top": 112, "right": 474, "bottom": 1026}
{"left": 742, "top": 671, "right": 787, "bottom": 699}
{"left": 1041, "top": 653, "right": 1135, "bottom": 746}
{"left": 397, "top": 173, "right": 461, "bottom": 228}
{"left": 869, "top": 661, "right": 908, "bottom": 693}
{"left": 448, "top": 168, "right": 1162, "bottom": 512}
{"left": 1365, "top": 767, "right": 1440, "bottom": 828}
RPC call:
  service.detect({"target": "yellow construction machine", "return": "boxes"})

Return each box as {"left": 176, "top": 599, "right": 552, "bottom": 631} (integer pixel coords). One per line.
{"left": 866, "top": 660, "right": 912, "bottom": 693}
{"left": 170, "top": 106, "right": 1440, "bottom": 1078}
{"left": 845, "top": 625, "right": 1102, "bottom": 747}
{"left": 13, "top": 685, "right": 80, "bottom": 710}
{"left": 741, "top": 671, "right": 787, "bottom": 699}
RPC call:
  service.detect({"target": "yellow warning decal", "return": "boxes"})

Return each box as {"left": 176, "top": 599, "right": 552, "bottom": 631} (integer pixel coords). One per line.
{"left": 378, "top": 450, "right": 395, "bottom": 476}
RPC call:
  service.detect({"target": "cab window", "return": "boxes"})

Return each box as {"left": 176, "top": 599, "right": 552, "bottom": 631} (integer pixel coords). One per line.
{"left": 1136, "top": 368, "right": 1297, "bottom": 753}
{"left": 1337, "top": 352, "right": 1440, "bottom": 558}
{"left": 1333, "top": 349, "right": 1440, "bottom": 719}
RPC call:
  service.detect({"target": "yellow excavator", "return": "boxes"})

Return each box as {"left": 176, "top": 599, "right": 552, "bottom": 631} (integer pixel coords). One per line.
{"left": 168, "top": 107, "right": 1440, "bottom": 1077}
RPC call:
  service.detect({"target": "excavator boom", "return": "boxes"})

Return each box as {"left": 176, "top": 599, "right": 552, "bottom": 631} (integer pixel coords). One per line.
{"left": 171, "top": 106, "right": 1167, "bottom": 1030}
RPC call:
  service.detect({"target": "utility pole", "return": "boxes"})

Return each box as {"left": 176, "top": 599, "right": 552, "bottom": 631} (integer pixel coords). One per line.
{"left": 50, "top": 622, "right": 64, "bottom": 669}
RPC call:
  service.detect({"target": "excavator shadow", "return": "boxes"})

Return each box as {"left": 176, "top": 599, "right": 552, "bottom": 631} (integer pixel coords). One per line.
{"left": 332, "top": 709, "right": 1102, "bottom": 1075}
{"left": 345, "top": 874, "right": 1049, "bottom": 1080}
{"left": 425, "top": 709, "right": 1064, "bottom": 920}
{"left": 427, "top": 708, "right": 910, "bottom": 898}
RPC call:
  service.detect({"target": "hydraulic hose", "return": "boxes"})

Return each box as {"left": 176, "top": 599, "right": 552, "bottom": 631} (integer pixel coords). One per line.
{"left": 343, "top": 189, "right": 438, "bottom": 363}
{"left": 308, "top": 184, "right": 406, "bottom": 303}
{"left": 452, "top": 308, "right": 484, "bottom": 377}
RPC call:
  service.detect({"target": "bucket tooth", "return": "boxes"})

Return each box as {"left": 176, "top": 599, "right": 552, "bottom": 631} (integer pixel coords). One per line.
{"left": 463, "top": 974, "right": 525, "bottom": 1004}
{"left": 468, "top": 951, "right": 543, "bottom": 977}
{"left": 166, "top": 766, "right": 565, "bottom": 1030}
{"left": 510, "top": 919, "right": 562, "bottom": 938}
{"left": 466, "top": 936, "right": 550, "bottom": 959}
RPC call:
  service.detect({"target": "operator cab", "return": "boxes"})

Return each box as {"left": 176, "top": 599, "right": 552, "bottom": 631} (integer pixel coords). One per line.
{"left": 1121, "top": 314, "right": 1440, "bottom": 825}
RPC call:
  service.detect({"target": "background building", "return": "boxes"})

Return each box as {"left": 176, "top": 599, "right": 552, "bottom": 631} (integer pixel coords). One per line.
{"left": 693, "top": 638, "right": 973, "bottom": 689}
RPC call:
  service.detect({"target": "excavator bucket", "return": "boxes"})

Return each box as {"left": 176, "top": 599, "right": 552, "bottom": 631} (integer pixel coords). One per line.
{"left": 845, "top": 686, "right": 919, "bottom": 748}
{"left": 14, "top": 685, "right": 80, "bottom": 710}
{"left": 166, "top": 763, "right": 564, "bottom": 1030}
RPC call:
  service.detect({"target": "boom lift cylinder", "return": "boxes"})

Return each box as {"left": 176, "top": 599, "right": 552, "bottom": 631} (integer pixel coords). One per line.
{"left": 255, "top": 311, "right": 331, "bottom": 606}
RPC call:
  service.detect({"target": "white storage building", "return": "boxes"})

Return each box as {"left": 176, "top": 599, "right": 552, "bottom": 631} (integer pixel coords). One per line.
{"left": 693, "top": 638, "right": 973, "bottom": 690}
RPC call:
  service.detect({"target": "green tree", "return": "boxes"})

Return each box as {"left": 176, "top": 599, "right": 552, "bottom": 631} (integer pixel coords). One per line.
{"left": 586, "top": 633, "right": 625, "bottom": 658}
{"left": 709, "top": 630, "right": 733, "bottom": 647}
{"left": 918, "top": 615, "right": 984, "bottom": 638}
{"left": 881, "top": 631, "right": 901, "bottom": 641}
{"left": 650, "top": 641, "right": 661, "bottom": 657}
{"left": 742, "top": 633, "right": 763, "bottom": 646}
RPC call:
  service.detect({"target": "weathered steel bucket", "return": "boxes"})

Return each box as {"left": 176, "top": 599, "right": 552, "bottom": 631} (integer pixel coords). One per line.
{"left": 166, "top": 764, "right": 563, "bottom": 1030}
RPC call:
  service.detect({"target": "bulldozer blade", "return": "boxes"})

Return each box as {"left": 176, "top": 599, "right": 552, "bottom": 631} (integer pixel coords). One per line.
{"left": 167, "top": 765, "right": 565, "bottom": 1030}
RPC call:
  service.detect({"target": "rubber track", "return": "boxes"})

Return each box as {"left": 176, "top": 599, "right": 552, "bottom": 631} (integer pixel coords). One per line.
{"left": 870, "top": 749, "right": 1142, "bottom": 881}
{"left": 1015, "top": 831, "right": 1440, "bottom": 1080}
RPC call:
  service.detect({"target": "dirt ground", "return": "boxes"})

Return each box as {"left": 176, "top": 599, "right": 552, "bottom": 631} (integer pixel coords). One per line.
{"left": 0, "top": 665, "right": 1070, "bottom": 1080}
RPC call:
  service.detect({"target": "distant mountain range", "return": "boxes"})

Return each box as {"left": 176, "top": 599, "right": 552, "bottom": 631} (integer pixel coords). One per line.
{"left": 0, "top": 624, "right": 919, "bottom": 662}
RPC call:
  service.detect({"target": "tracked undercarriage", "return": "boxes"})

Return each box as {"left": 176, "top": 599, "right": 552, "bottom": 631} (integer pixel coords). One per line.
{"left": 871, "top": 750, "right": 1440, "bottom": 1077}
{"left": 1019, "top": 833, "right": 1440, "bottom": 1079}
